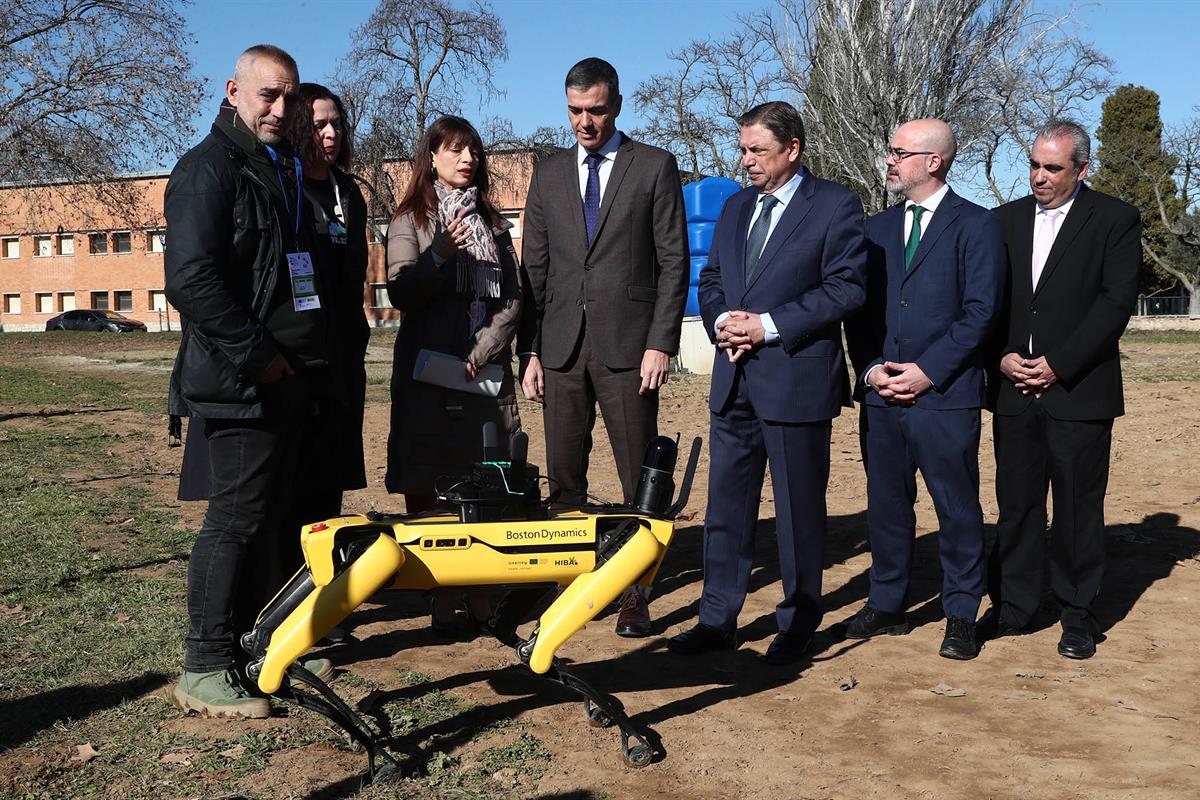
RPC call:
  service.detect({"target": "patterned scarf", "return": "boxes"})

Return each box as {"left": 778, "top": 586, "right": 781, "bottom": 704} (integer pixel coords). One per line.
{"left": 434, "top": 183, "right": 502, "bottom": 298}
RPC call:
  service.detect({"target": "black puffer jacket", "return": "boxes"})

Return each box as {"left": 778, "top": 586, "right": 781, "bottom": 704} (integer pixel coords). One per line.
{"left": 166, "top": 112, "right": 309, "bottom": 419}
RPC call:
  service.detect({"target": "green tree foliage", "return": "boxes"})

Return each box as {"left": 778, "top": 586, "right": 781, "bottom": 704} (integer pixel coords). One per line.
{"left": 1092, "top": 85, "right": 1183, "bottom": 294}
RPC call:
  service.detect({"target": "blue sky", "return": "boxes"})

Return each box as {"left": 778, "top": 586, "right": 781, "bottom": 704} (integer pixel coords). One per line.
{"left": 183, "top": 0, "right": 1199, "bottom": 204}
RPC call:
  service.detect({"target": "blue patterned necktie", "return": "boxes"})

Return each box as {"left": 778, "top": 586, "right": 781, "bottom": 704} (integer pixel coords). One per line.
{"left": 744, "top": 194, "right": 779, "bottom": 281}
{"left": 583, "top": 152, "right": 603, "bottom": 243}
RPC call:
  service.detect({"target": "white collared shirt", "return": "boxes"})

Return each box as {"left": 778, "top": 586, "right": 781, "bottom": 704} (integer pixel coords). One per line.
{"left": 713, "top": 168, "right": 806, "bottom": 344}
{"left": 577, "top": 131, "right": 624, "bottom": 201}
{"left": 745, "top": 168, "right": 805, "bottom": 257}
{"left": 903, "top": 182, "right": 950, "bottom": 243}
{"left": 1032, "top": 186, "right": 1079, "bottom": 252}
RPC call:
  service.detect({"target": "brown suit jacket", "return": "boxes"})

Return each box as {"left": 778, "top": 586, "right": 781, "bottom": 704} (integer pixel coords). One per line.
{"left": 517, "top": 135, "right": 689, "bottom": 370}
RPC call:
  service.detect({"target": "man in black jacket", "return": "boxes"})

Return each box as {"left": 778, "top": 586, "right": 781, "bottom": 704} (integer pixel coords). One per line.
{"left": 166, "top": 45, "right": 336, "bottom": 717}
{"left": 986, "top": 119, "right": 1141, "bottom": 659}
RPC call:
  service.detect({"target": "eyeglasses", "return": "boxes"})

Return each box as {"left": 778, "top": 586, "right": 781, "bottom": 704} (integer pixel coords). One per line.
{"left": 886, "top": 148, "right": 934, "bottom": 162}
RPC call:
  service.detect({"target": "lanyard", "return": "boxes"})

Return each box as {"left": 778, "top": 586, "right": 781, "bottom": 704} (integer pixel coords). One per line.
{"left": 328, "top": 174, "right": 346, "bottom": 226}
{"left": 262, "top": 144, "right": 303, "bottom": 241}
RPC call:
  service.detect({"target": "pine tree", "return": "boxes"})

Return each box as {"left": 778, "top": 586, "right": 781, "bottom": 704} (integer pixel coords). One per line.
{"left": 1091, "top": 85, "right": 1183, "bottom": 294}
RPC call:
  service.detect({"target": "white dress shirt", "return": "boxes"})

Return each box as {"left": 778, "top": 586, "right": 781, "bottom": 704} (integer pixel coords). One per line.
{"left": 865, "top": 182, "right": 951, "bottom": 391}
{"left": 1027, "top": 184, "right": 1080, "bottom": 351}
{"left": 903, "top": 182, "right": 950, "bottom": 243}
{"left": 577, "top": 130, "right": 624, "bottom": 201}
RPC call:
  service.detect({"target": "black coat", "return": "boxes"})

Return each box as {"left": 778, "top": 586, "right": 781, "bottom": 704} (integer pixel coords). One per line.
{"left": 165, "top": 120, "right": 308, "bottom": 419}
{"left": 990, "top": 185, "right": 1141, "bottom": 420}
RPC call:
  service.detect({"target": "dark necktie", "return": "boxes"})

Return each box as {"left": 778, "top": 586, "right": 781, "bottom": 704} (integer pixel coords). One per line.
{"left": 744, "top": 194, "right": 779, "bottom": 280}
{"left": 904, "top": 204, "right": 926, "bottom": 270}
{"left": 583, "top": 152, "right": 603, "bottom": 244}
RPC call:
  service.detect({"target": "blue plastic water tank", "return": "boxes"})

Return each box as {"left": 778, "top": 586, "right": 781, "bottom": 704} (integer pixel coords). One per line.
{"left": 683, "top": 176, "right": 742, "bottom": 222}
{"left": 688, "top": 222, "right": 715, "bottom": 257}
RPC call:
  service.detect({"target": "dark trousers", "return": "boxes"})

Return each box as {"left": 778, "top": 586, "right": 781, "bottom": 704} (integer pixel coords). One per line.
{"left": 184, "top": 380, "right": 339, "bottom": 672}
{"left": 699, "top": 376, "right": 832, "bottom": 636}
{"left": 991, "top": 401, "right": 1113, "bottom": 630}
{"left": 864, "top": 403, "right": 984, "bottom": 621}
{"left": 543, "top": 323, "right": 657, "bottom": 506}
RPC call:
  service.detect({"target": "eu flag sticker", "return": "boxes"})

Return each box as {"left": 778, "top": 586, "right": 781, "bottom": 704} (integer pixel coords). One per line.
{"left": 529, "top": 558, "right": 539, "bottom": 565}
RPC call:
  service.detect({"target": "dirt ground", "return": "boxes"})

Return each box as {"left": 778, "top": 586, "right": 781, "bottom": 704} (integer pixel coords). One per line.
{"left": 8, "top": 333, "right": 1200, "bottom": 798}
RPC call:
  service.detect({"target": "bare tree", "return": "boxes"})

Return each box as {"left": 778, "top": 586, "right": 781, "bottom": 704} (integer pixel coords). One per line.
{"left": 1139, "top": 115, "right": 1200, "bottom": 317}
{"left": 0, "top": 0, "right": 204, "bottom": 229}
{"left": 334, "top": 0, "right": 508, "bottom": 229}
{"left": 633, "top": 30, "right": 784, "bottom": 182}
{"left": 977, "top": 31, "right": 1112, "bottom": 204}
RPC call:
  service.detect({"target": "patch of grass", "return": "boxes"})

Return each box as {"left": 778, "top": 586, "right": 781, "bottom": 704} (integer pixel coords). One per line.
{"left": 0, "top": 364, "right": 166, "bottom": 413}
{"left": 476, "top": 731, "right": 551, "bottom": 782}
{"left": 0, "top": 365, "right": 133, "bottom": 408}
{"left": 1122, "top": 329, "right": 1200, "bottom": 345}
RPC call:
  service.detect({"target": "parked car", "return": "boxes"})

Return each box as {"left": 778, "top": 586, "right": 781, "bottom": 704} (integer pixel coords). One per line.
{"left": 45, "top": 310, "right": 148, "bottom": 333}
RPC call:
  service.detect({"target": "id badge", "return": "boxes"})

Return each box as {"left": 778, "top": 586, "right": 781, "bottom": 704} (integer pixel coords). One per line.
{"left": 287, "top": 251, "right": 322, "bottom": 312}
{"left": 468, "top": 299, "right": 486, "bottom": 335}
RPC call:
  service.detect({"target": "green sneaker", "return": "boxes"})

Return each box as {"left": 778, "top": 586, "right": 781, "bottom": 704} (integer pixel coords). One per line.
{"left": 173, "top": 669, "right": 270, "bottom": 719}
{"left": 288, "top": 657, "right": 335, "bottom": 685}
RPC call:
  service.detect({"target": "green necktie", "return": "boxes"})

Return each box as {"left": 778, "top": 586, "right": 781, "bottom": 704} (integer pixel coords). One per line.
{"left": 904, "top": 205, "right": 926, "bottom": 270}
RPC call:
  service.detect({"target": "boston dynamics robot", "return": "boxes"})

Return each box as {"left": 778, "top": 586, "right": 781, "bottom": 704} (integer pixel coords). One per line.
{"left": 239, "top": 425, "right": 701, "bottom": 779}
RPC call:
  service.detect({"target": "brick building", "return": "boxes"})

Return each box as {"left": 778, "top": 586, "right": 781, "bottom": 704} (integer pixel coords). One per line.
{"left": 0, "top": 153, "right": 535, "bottom": 332}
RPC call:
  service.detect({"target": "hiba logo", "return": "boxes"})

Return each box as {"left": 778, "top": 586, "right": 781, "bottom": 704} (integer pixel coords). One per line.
{"left": 554, "top": 556, "right": 579, "bottom": 567}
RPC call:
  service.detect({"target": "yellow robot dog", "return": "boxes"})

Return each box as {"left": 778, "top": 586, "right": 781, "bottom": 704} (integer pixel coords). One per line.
{"left": 240, "top": 428, "right": 701, "bottom": 779}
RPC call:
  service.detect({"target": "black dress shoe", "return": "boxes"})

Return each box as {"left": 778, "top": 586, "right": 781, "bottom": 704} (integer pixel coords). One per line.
{"left": 845, "top": 605, "right": 908, "bottom": 639}
{"left": 977, "top": 606, "right": 1025, "bottom": 640}
{"left": 667, "top": 623, "right": 737, "bottom": 655}
{"left": 939, "top": 617, "right": 977, "bottom": 660}
{"left": 764, "top": 629, "right": 814, "bottom": 665}
{"left": 1057, "top": 626, "right": 1096, "bottom": 659}
{"left": 614, "top": 589, "right": 652, "bottom": 638}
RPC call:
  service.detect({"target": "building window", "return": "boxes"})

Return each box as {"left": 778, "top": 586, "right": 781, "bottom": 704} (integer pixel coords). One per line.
{"left": 89, "top": 233, "right": 108, "bottom": 255}
{"left": 114, "top": 290, "right": 133, "bottom": 312}
{"left": 149, "top": 290, "right": 168, "bottom": 311}
{"left": 34, "top": 236, "right": 53, "bottom": 258}
{"left": 58, "top": 235, "right": 75, "bottom": 256}
{"left": 91, "top": 291, "right": 109, "bottom": 310}
{"left": 148, "top": 230, "right": 166, "bottom": 253}
{"left": 371, "top": 284, "right": 390, "bottom": 308}
{"left": 58, "top": 292, "right": 76, "bottom": 312}
{"left": 2, "top": 237, "right": 18, "bottom": 259}
{"left": 36, "top": 293, "right": 54, "bottom": 313}
{"left": 113, "top": 231, "right": 132, "bottom": 254}
{"left": 3, "top": 294, "right": 21, "bottom": 314}
{"left": 500, "top": 209, "right": 522, "bottom": 239}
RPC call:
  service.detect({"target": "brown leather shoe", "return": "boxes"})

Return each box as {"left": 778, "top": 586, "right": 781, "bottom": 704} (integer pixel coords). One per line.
{"left": 614, "top": 589, "right": 652, "bottom": 638}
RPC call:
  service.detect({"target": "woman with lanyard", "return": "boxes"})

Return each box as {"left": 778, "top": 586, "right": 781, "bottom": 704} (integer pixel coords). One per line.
{"left": 385, "top": 115, "right": 524, "bottom": 636}
{"left": 290, "top": 83, "right": 371, "bottom": 522}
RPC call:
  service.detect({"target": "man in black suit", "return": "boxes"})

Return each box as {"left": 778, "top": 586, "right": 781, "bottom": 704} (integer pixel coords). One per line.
{"left": 987, "top": 119, "right": 1141, "bottom": 659}
{"left": 518, "top": 58, "right": 689, "bottom": 637}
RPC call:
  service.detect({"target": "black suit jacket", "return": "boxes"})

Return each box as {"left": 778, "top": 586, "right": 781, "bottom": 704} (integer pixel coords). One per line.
{"left": 517, "top": 136, "right": 689, "bottom": 370}
{"left": 991, "top": 185, "right": 1141, "bottom": 420}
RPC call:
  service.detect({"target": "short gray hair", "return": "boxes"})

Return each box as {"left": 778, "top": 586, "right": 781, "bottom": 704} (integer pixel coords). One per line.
{"left": 1036, "top": 119, "right": 1090, "bottom": 166}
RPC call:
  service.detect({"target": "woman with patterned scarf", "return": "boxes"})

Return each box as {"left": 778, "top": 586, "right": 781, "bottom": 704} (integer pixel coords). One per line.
{"left": 385, "top": 115, "right": 524, "bottom": 633}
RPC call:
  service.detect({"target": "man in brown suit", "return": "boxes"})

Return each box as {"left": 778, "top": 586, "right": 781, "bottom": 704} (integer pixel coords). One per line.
{"left": 518, "top": 57, "right": 689, "bottom": 637}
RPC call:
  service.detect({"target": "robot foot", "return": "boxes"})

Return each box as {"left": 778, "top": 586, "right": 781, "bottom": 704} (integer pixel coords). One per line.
{"left": 545, "top": 662, "right": 660, "bottom": 768}
{"left": 277, "top": 661, "right": 405, "bottom": 783}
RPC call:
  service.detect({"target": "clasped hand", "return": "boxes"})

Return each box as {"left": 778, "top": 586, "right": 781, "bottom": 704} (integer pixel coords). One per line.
{"left": 1000, "top": 352, "right": 1058, "bottom": 397}
{"left": 715, "top": 310, "right": 766, "bottom": 362}
{"left": 870, "top": 361, "right": 932, "bottom": 406}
